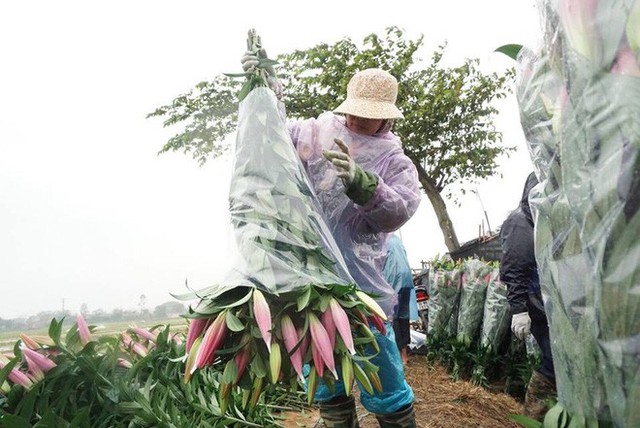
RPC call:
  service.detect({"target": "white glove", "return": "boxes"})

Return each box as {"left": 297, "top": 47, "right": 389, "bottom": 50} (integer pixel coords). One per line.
{"left": 323, "top": 138, "right": 356, "bottom": 185}
{"left": 511, "top": 312, "right": 531, "bottom": 340}
{"left": 241, "top": 50, "right": 261, "bottom": 73}
{"left": 240, "top": 49, "right": 283, "bottom": 100}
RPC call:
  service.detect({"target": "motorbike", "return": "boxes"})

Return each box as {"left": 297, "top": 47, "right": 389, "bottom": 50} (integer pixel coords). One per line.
{"left": 412, "top": 268, "right": 429, "bottom": 333}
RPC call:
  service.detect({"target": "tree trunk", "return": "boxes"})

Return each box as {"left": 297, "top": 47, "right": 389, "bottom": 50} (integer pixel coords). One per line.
{"left": 411, "top": 161, "right": 460, "bottom": 252}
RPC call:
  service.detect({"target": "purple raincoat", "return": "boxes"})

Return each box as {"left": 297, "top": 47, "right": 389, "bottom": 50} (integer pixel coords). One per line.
{"left": 289, "top": 112, "right": 421, "bottom": 317}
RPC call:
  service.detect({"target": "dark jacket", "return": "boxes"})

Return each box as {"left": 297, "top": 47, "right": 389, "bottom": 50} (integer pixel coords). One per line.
{"left": 499, "top": 172, "right": 540, "bottom": 314}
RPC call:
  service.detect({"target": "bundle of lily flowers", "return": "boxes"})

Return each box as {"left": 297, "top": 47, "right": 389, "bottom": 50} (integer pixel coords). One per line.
{"left": 176, "top": 30, "right": 390, "bottom": 412}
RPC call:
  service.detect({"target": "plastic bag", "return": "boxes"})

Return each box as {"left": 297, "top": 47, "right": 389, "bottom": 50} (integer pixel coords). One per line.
{"left": 517, "top": 1, "right": 640, "bottom": 424}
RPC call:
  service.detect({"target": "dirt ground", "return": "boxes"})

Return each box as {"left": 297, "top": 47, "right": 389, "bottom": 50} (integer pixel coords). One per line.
{"left": 282, "top": 353, "right": 524, "bottom": 428}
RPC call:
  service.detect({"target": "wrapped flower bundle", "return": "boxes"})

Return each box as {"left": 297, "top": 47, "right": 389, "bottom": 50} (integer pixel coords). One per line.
{"left": 174, "top": 30, "right": 387, "bottom": 410}
{"left": 456, "top": 258, "right": 492, "bottom": 346}
{"left": 426, "top": 257, "right": 462, "bottom": 337}
{"left": 516, "top": 0, "right": 640, "bottom": 425}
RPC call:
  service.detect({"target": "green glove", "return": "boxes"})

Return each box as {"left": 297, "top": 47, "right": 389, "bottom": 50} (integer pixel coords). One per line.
{"left": 323, "top": 138, "right": 379, "bottom": 205}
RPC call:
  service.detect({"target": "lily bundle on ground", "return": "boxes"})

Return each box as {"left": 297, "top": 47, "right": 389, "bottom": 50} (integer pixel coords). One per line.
{"left": 174, "top": 30, "right": 387, "bottom": 412}
{"left": 1, "top": 316, "right": 306, "bottom": 427}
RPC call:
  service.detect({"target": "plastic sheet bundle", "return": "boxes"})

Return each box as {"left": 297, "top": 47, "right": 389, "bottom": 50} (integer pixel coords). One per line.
{"left": 456, "top": 259, "right": 492, "bottom": 345}
{"left": 479, "top": 267, "right": 511, "bottom": 352}
{"left": 516, "top": 1, "right": 640, "bottom": 424}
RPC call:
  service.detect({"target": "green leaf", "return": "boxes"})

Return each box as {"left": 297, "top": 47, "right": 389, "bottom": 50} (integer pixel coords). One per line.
{"left": 222, "top": 359, "right": 238, "bottom": 384}
{"left": 48, "top": 317, "right": 63, "bottom": 344}
{"left": 225, "top": 311, "right": 245, "bottom": 332}
{"left": 223, "top": 72, "right": 252, "bottom": 78}
{"left": 0, "top": 357, "right": 18, "bottom": 385}
{"left": 494, "top": 44, "right": 523, "bottom": 60}
{"left": 69, "top": 408, "right": 91, "bottom": 427}
{"left": 0, "top": 415, "right": 32, "bottom": 428}
{"left": 567, "top": 414, "right": 586, "bottom": 428}
{"left": 296, "top": 286, "right": 312, "bottom": 311}
{"left": 237, "top": 80, "right": 253, "bottom": 102}
{"left": 258, "top": 58, "right": 278, "bottom": 68}
{"left": 250, "top": 355, "right": 267, "bottom": 378}
{"left": 544, "top": 403, "right": 569, "bottom": 428}
{"left": 509, "top": 414, "right": 543, "bottom": 428}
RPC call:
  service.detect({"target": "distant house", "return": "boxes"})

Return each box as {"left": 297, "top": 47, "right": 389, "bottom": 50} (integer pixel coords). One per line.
{"left": 448, "top": 232, "right": 502, "bottom": 263}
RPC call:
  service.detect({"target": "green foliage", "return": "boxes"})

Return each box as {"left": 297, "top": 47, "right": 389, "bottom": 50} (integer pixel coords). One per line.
{"left": 148, "top": 26, "right": 515, "bottom": 199}
{"left": 508, "top": 400, "right": 618, "bottom": 428}
{"left": 424, "top": 332, "right": 535, "bottom": 398}
{"left": 0, "top": 319, "right": 306, "bottom": 427}
{"left": 147, "top": 76, "right": 241, "bottom": 165}
{"left": 495, "top": 44, "right": 524, "bottom": 61}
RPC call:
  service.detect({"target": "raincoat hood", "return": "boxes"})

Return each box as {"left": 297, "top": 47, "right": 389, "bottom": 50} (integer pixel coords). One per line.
{"left": 520, "top": 172, "right": 539, "bottom": 225}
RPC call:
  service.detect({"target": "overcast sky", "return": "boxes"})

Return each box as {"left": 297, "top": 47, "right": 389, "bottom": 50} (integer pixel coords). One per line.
{"left": 0, "top": 1, "right": 543, "bottom": 319}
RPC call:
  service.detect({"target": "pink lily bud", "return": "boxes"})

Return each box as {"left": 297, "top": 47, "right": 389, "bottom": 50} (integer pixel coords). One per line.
{"left": 186, "top": 318, "right": 210, "bottom": 353}
{"left": 29, "top": 335, "right": 55, "bottom": 347}
{"left": 131, "top": 327, "right": 158, "bottom": 343}
{"left": 117, "top": 358, "right": 133, "bottom": 369}
{"left": 355, "top": 291, "right": 387, "bottom": 321}
{"left": 171, "top": 333, "right": 183, "bottom": 346}
{"left": 0, "top": 361, "right": 33, "bottom": 389}
{"left": 280, "top": 314, "right": 304, "bottom": 381}
{"left": 195, "top": 310, "right": 228, "bottom": 369}
{"left": 308, "top": 312, "right": 337, "bottom": 379}
{"left": 76, "top": 314, "right": 93, "bottom": 345}
{"left": 253, "top": 289, "right": 272, "bottom": 352}
{"left": 311, "top": 342, "right": 325, "bottom": 378}
{"left": 22, "top": 348, "right": 56, "bottom": 374}
{"left": 329, "top": 298, "right": 355, "bottom": 355}
{"left": 370, "top": 315, "right": 387, "bottom": 336}
{"left": 234, "top": 346, "right": 251, "bottom": 385}
{"left": 183, "top": 337, "right": 202, "bottom": 383}
{"left": 321, "top": 310, "right": 336, "bottom": 348}
{"left": 296, "top": 326, "right": 310, "bottom": 358}
{"left": 557, "top": 0, "right": 599, "bottom": 62}
{"left": 121, "top": 333, "right": 148, "bottom": 358}
{"left": 611, "top": 42, "right": 640, "bottom": 76}
{"left": 27, "top": 365, "right": 44, "bottom": 382}
{"left": 20, "top": 334, "right": 40, "bottom": 351}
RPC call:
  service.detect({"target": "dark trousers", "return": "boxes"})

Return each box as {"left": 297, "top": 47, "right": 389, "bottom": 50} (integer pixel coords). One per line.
{"left": 393, "top": 287, "right": 412, "bottom": 350}
{"left": 528, "top": 293, "right": 555, "bottom": 381}
{"left": 392, "top": 318, "right": 410, "bottom": 350}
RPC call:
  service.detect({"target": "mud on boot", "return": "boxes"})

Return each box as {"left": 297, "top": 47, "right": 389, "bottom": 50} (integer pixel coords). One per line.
{"left": 374, "top": 402, "right": 416, "bottom": 428}
{"left": 318, "top": 395, "right": 360, "bottom": 428}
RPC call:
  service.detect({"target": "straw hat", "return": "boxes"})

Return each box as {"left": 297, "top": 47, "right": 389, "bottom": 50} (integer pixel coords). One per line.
{"left": 334, "top": 68, "right": 404, "bottom": 120}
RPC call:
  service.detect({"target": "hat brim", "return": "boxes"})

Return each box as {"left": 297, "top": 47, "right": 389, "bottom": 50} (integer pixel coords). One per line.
{"left": 334, "top": 98, "right": 404, "bottom": 120}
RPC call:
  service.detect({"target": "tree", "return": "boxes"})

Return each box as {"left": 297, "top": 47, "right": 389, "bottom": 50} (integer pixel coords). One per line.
{"left": 147, "top": 27, "right": 515, "bottom": 252}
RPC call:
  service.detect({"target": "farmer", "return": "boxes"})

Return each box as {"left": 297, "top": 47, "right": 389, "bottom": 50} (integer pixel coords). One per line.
{"left": 499, "top": 172, "right": 556, "bottom": 420}
{"left": 382, "top": 233, "right": 414, "bottom": 365}
{"left": 242, "top": 54, "right": 421, "bottom": 427}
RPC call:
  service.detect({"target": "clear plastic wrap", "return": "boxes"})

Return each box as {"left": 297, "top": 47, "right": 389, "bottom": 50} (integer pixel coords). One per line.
{"left": 427, "top": 266, "right": 462, "bottom": 337}
{"left": 480, "top": 267, "right": 511, "bottom": 352}
{"left": 456, "top": 259, "right": 492, "bottom": 345}
{"left": 176, "top": 86, "right": 390, "bottom": 403}
{"left": 516, "top": 0, "right": 640, "bottom": 424}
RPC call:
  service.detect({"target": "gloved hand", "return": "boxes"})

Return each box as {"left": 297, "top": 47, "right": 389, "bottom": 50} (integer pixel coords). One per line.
{"left": 323, "top": 138, "right": 357, "bottom": 185}
{"left": 240, "top": 49, "right": 268, "bottom": 75}
{"left": 511, "top": 312, "right": 531, "bottom": 340}
{"left": 240, "top": 48, "right": 283, "bottom": 100}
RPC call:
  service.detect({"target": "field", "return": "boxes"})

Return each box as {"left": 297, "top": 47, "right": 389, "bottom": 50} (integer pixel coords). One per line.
{"left": 0, "top": 317, "right": 188, "bottom": 354}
